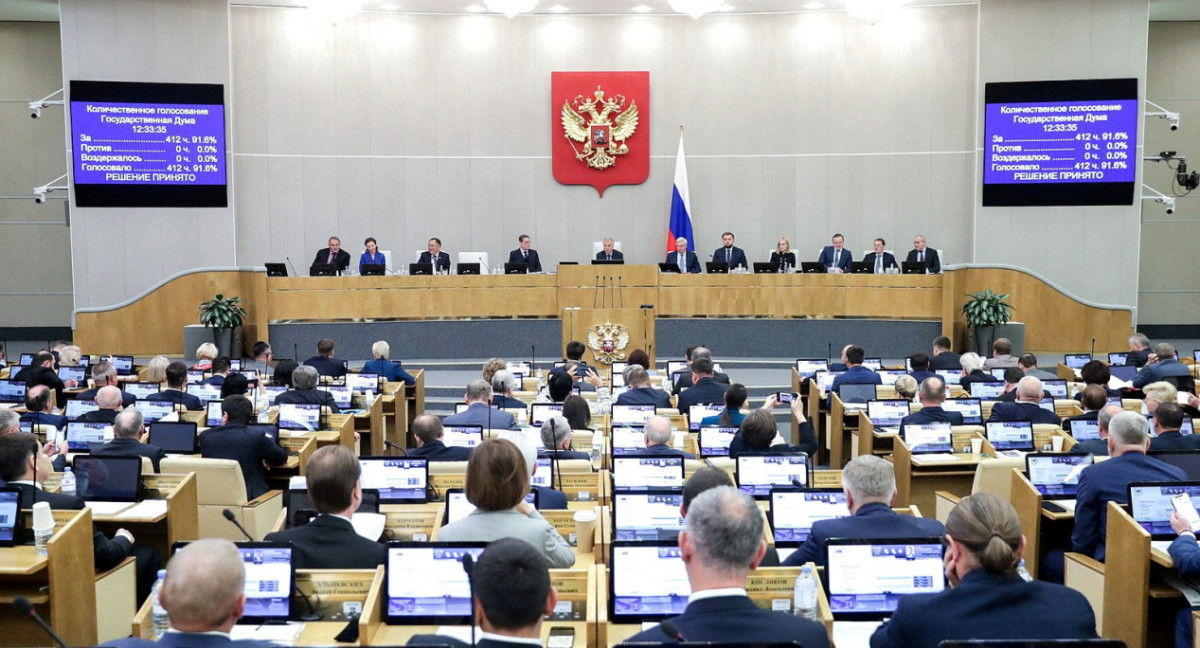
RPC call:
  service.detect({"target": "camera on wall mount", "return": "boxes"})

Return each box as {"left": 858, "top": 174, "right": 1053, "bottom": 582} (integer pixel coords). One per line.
{"left": 27, "top": 88, "right": 63, "bottom": 119}
{"left": 1146, "top": 100, "right": 1181, "bottom": 131}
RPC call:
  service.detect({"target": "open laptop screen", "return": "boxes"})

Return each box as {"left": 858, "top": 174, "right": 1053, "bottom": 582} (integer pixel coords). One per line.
{"left": 360, "top": 457, "right": 427, "bottom": 504}
{"left": 867, "top": 400, "right": 910, "bottom": 428}
{"left": 66, "top": 421, "right": 108, "bottom": 452}
{"left": 612, "top": 455, "right": 684, "bottom": 491}
{"left": 698, "top": 426, "right": 738, "bottom": 457}
{"left": 318, "top": 385, "right": 352, "bottom": 409}
{"left": 826, "top": 538, "right": 945, "bottom": 619}
{"left": 736, "top": 454, "right": 809, "bottom": 497}
{"left": 611, "top": 426, "right": 646, "bottom": 456}
{"left": 237, "top": 543, "right": 294, "bottom": 623}
{"left": 795, "top": 359, "right": 828, "bottom": 380}
{"left": 0, "top": 488, "right": 19, "bottom": 546}
{"left": 935, "top": 370, "right": 962, "bottom": 386}
{"left": 187, "top": 383, "right": 221, "bottom": 402}
{"left": 278, "top": 403, "right": 321, "bottom": 431}
{"left": 612, "top": 490, "right": 685, "bottom": 541}
{"left": 902, "top": 423, "right": 953, "bottom": 454}
{"left": 1064, "top": 354, "right": 1092, "bottom": 370}
{"left": 345, "top": 372, "right": 379, "bottom": 394}
{"left": 443, "top": 425, "right": 483, "bottom": 449}
{"left": 530, "top": 456, "right": 555, "bottom": 489}
{"left": 529, "top": 403, "right": 563, "bottom": 427}
{"left": 771, "top": 488, "right": 849, "bottom": 545}
{"left": 0, "top": 379, "right": 25, "bottom": 402}
{"left": 139, "top": 400, "right": 175, "bottom": 424}
{"left": 287, "top": 488, "right": 380, "bottom": 528}
{"left": 205, "top": 401, "right": 224, "bottom": 427}
{"left": 65, "top": 400, "right": 100, "bottom": 421}
{"left": 58, "top": 366, "right": 86, "bottom": 384}
{"left": 687, "top": 404, "right": 725, "bottom": 431}
{"left": 385, "top": 543, "right": 486, "bottom": 625}
{"left": 1128, "top": 481, "right": 1200, "bottom": 539}
{"left": 1069, "top": 418, "right": 1101, "bottom": 442}
{"left": 1025, "top": 453, "right": 1093, "bottom": 497}
{"left": 609, "top": 542, "right": 691, "bottom": 623}
{"left": 72, "top": 455, "right": 141, "bottom": 502}
{"left": 837, "top": 383, "right": 876, "bottom": 405}
{"left": 106, "top": 355, "right": 135, "bottom": 376}
{"left": 985, "top": 421, "right": 1035, "bottom": 451}
{"left": 123, "top": 382, "right": 161, "bottom": 399}
{"left": 1042, "top": 380, "right": 1069, "bottom": 398}
{"left": 612, "top": 404, "right": 656, "bottom": 427}
{"left": 1110, "top": 352, "right": 1130, "bottom": 366}
{"left": 941, "top": 398, "right": 982, "bottom": 425}
{"left": 969, "top": 381, "right": 1006, "bottom": 399}
{"left": 148, "top": 421, "right": 198, "bottom": 453}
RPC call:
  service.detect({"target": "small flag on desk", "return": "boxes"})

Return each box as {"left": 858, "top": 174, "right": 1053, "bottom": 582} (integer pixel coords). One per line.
{"left": 667, "top": 131, "right": 694, "bottom": 253}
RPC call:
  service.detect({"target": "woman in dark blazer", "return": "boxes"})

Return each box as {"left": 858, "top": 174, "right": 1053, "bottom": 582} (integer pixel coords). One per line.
{"left": 769, "top": 236, "right": 796, "bottom": 271}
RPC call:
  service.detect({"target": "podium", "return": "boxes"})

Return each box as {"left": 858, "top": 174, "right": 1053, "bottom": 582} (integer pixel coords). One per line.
{"left": 561, "top": 308, "right": 655, "bottom": 368}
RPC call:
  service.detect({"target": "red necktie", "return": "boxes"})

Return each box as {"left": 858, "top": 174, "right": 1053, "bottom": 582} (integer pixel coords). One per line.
{"left": 919, "top": 251, "right": 924, "bottom": 263}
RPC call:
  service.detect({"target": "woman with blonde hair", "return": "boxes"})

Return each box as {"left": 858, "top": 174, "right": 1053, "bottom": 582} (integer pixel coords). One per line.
{"left": 769, "top": 237, "right": 796, "bottom": 271}
{"left": 144, "top": 355, "right": 170, "bottom": 384}
{"left": 57, "top": 345, "right": 83, "bottom": 367}
{"left": 193, "top": 343, "right": 217, "bottom": 371}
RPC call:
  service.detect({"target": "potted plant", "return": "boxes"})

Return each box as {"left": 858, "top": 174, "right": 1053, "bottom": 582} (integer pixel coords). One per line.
{"left": 961, "top": 289, "right": 1014, "bottom": 356}
{"left": 198, "top": 294, "right": 247, "bottom": 358}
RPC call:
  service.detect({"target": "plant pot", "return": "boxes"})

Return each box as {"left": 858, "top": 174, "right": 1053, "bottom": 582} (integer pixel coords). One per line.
{"left": 213, "top": 327, "right": 234, "bottom": 358}
{"left": 971, "top": 325, "right": 996, "bottom": 356}
{"left": 183, "top": 325, "right": 244, "bottom": 359}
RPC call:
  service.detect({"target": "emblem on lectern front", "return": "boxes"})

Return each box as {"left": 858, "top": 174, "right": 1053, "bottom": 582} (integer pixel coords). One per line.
{"left": 586, "top": 321, "right": 630, "bottom": 365}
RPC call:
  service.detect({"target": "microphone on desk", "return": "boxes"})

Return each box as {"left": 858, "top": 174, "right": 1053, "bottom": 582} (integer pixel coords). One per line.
{"left": 658, "top": 619, "right": 686, "bottom": 641}
{"left": 792, "top": 478, "right": 805, "bottom": 489}
{"left": 384, "top": 440, "right": 407, "bottom": 455}
{"left": 15, "top": 597, "right": 68, "bottom": 648}
{"left": 286, "top": 256, "right": 298, "bottom": 277}
{"left": 222, "top": 508, "right": 255, "bottom": 541}
{"left": 222, "top": 510, "right": 321, "bottom": 621}
{"left": 460, "top": 552, "right": 477, "bottom": 648}
{"left": 1090, "top": 338, "right": 1096, "bottom": 360}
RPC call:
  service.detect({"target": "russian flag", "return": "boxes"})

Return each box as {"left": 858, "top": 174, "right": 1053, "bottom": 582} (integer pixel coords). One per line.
{"left": 667, "top": 132, "right": 694, "bottom": 253}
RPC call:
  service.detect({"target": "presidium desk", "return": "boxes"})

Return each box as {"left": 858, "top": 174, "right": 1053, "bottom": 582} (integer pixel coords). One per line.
{"left": 74, "top": 264, "right": 1133, "bottom": 356}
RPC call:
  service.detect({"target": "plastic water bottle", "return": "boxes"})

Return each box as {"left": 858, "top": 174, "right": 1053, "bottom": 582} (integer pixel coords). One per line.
{"left": 59, "top": 467, "right": 75, "bottom": 497}
{"left": 1016, "top": 559, "right": 1033, "bottom": 582}
{"left": 793, "top": 564, "right": 818, "bottom": 620}
{"left": 33, "top": 525, "right": 53, "bottom": 556}
{"left": 152, "top": 569, "right": 170, "bottom": 638}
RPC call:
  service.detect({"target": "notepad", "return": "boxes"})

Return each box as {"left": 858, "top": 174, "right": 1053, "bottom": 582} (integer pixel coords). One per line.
{"left": 115, "top": 500, "right": 168, "bottom": 519}
{"left": 230, "top": 622, "right": 305, "bottom": 645}
{"left": 910, "top": 453, "right": 960, "bottom": 464}
{"left": 85, "top": 501, "right": 134, "bottom": 516}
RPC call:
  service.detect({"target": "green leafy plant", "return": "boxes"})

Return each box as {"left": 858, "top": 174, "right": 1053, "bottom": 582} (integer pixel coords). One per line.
{"left": 198, "top": 294, "right": 247, "bottom": 329}
{"left": 961, "top": 289, "right": 1014, "bottom": 327}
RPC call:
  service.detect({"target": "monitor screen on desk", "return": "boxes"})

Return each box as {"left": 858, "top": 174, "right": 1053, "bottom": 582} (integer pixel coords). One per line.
{"left": 613, "top": 490, "right": 685, "bottom": 541}
{"left": 985, "top": 421, "right": 1035, "bottom": 451}
{"left": 385, "top": 543, "right": 486, "bottom": 625}
{"left": 65, "top": 399, "right": 99, "bottom": 421}
{"left": 826, "top": 538, "right": 945, "bottom": 619}
{"left": 57, "top": 366, "right": 86, "bottom": 384}
{"left": 359, "top": 457, "right": 427, "bottom": 504}
{"left": 902, "top": 423, "right": 953, "bottom": 454}
{"left": 612, "top": 455, "right": 684, "bottom": 491}
{"left": 1042, "top": 380, "right": 1068, "bottom": 399}
{"left": 1069, "top": 418, "right": 1101, "bottom": 442}
{"left": 1109, "top": 364, "right": 1138, "bottom": 383}
{"left": 837, "top": 383, "right": 876, "bottom": 405}
{"left": 877, "top": 370, "right": 906, "bottom": 386}
{"left": 1110, "top": 352, "right": 1130, "bottom": 366}
{"left": 318, "top": 384, "right": 352, "bottom": 409}
{"left": 736, "top": 454, "right": 809, "bottom": 497}
{"left": 139, "top": 400, "right": 175, "bottom": 424}
{"left": 770, "top": 488, "right": 849, "bottom": 545}
{"left": 278, "top": 403, "right": 321, "bottom": 431}
{"left": 529, "top": 403, "right": 563, "bottom": 427}
{"left": 205, "top": 401, "right": 224, "bottom": 427}
{"left": 698, "top": 426, "right": 738, "bottom": 457}
{"left": 1128, "top": 481, "right": 1200, "bottom": 539}
{"left": 935, "top": 370, "right": 962, "bottom": 386}
{"left": 1038, "top": 397, "right": 1056, "bottom": 412}
{"left": 1025, "top": 453, "right": 1092, "bottom": 497}
{"left": 443, "top": 425, "right": 483, "bottom": 449}
{"left": 1148, "top": 451, "right": 1200, "bottom": 480}
{"left": 187, "top": 383, "right": 221, "bottom": 402}
{"left": 186, "top": 370, "right": 205, "bottom": 385}
{"left": 612, "top": 404, "right": 656, "bottom": 427}
{"left": 237, "top": 543, "right": 294, "bottom": 623}
{"left": 1064, "top": 354, "right": 1092, "bottom": 370}
{"left": 941, "top": 398, "right": 982, "bottom": 424}
{"left": 610, "top": 362, "right": 629, "bottom": 387}
{"left": 968, "top": 381, "right": 1006, "bottom": 400}
{"left": 106, "top": 355, "right": 135, "bottom": 376}
{"left": 345, "top": 372, "right": 379, "bottom": 394}
{"left": 0, "top": 488, "right": 19, "bottom": 546}
{"left": 287, "top": 488, "right": 380, "bottom": 528}
{"left": 609, "top": 541, "right": 691, "bottom": 623}
{"left": 867, "top": 400, "right": 910, "bottom": 428}
{"left": 148, "top": 421, "right": 198, "bottom": 454}
{"left": 66, "top": 421, "right": 108, "bottom": 452}
{"left": 260, "top": 384, "right": 286, "bottom": 403}
{"left": 687, "top": 403, "right": 725, "bottom": 431}
{"left": 72, "top": 455, "right": 141, "bottom": 502}
{"left": 123, "top": 382, "right": 161, "bottom": 399}
{"left": 612, "top": 426, "right": 646, "bottom": 456}
{"left": 0, "top": 379, "right": 25, "bottom": 402}
{"left": 530, "top": 456, "right": 554, "bottom": 489}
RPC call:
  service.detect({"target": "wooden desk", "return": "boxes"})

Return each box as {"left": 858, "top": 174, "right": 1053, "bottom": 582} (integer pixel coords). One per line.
{"left": 354, "top": 394, "right": 385, "bottom": 456}
{"left": 380, "top": 381, "right": 408, "bottom": 451}
{"left": 891, "top": 430, "right": 983, "bottom": 514}
{"left": 91, "top": 472, "right": 201, "bottom": 558}
{"left": 0, "top": 509, "right": 96, "bottom": 646}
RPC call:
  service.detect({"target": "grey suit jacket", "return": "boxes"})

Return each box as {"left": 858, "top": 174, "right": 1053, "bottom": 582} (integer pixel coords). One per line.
{"left": 435, "top": 507, "right": 575, "bottom": 568}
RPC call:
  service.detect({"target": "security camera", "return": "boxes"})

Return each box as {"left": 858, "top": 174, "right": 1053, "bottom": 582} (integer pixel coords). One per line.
{"left": 33, "top": 192, "right": 45, "bottom": 204}
{"left": 1171, "top": 122, "right": 1180, "bottom": 131}
{"left": 30, "top": 107, "right": 40, "bottom": 119}
{"left": 1161, "top": 151, "right": 1177, "bottom": 159}
{"left": 1167, "top": 206, "right": 1175, "bottom": 215}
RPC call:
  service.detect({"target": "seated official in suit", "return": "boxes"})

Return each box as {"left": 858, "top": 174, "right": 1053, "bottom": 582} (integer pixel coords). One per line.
{"left": 89, "top": 408, "right": 167, "bottom": 472}
{"left": 929, "top": 335, "right": 962, "bottom": 370}
{"left": 312, "top": 235, "right": 352, "bottom": 272}
{"left": 712, "top": 231, "right": 748, "bottom": 270}
{"left": 1074, "top": 360, "right": 1123, "bottom": 401}
{"left": 75, "top": 360, "right": 137, "bottom": 408}
{"left": 199, "top": 356, "right": 230, "bottom": 388}
{"left": 1166, "top": 502, "right": 1200, "bottom": 648}
{"left": 146, "top": 361, "right": 205, "bottom": 411}
{"left": 828, "top": 344, "right": 882, "bottom": 407}
{"left": 641, "top": 415, "right": 695, "bottom": 458}
{"left": 893, "top": 375, "right": 919, "bottom": 401}
{"left": 770, "top": 236, "right": 797, "bottom": 271}
{"left": 362, "top": 340, "right": 416, "bottom": 386}
{"left": 409, "top": 414, "right": 474, "bottom": 461}
{"left": 701, "top": 383, "right": 749, "bottom": 428}
{"left": 359, "top": 236, "right": 385, "bottom": 274}
{"left": 418, "top": 237, "right": 452, "bottom": 273}
{"left": 274, "top": 365, "right": 340, "bottom": 413}
{"left": 1070, "top": 403, "right": 1122, "bottom": 457}
{"left": 1149, "top": 403, "right": 1200, "bottom": 451}
{"left": 0, "top": 433, "right": 162, "bottom": 603}
{"left": 243, "top": 341, "right": 273, "bottom": 376}
{"left": 729, "top": 406, "right": 818, "bottom": 459}
{"left": 899, "top": 376, "right": 965, "bottom": 438}
{"left": 682, "top": 466, "right": 780, "bottom": 566}
{"left": 958, "top": 352, "right": 1001, "bottom": 394}
{"left": 506, "top": 233, "right": 542, "bottom": 272}
{"left": 302, "top": 338, "right": 347, "bottom": 379}
{"left": 509, "top": 432, "right": 568, "bottom": 509}
{"left": 983, "top": 337, "right": 1019, "bottom": 370}
{"left": 16, "top": 351, "right": 75, "bottom": 407}
{"left": 904, "top": 234, "right": 941, "bottom": 274}
{"left": 19, "top": 385, "right": 67, "bottom": 431}
{"left": 816, "top": 232, "right": 853, "bottom": 273}
{"left": 437, "top": 439, "right": 575, "bottom": 568}
{"left": 1073, "top": 411, "right": 1186, "bottom": 562}
{"left": 199, "top": 395, "right": 289, "bottom": 500}
{"left": 994, "top": 367, "right": 1025, "bottom": 402}
{"left": 264, "top": 445, "right": 386, "bottom": 569}
{"left": 1132, "top": 342, "right": 1194, "bottom": 390}
{"left": 907, "top": 352, "right": 937, "bottom": 385}
{"left": 596, "top": 237, "right": 624, "bottom": 261}
{"left": 1063, "top": 384, "right": 1107, "bottom": 430}
{"left": 987, "top": 377, "right": 1061, "bottom": 425}
{"left": 862, "top": 237, "right": 898, "bottom": 273}
{"left": 489, "top": 370, "right": 526, "bottom": 410}
{"left": 626, "top": 486, "right": 830, "bottom": 646}
{"left": 445, "top": 379, "right": 518, "bottom": 431}
{"left": 1126, "top": 332, "right": 1152, "bottom": 368}
{"left": 549, "top": 340, "right": 592, "bottom": 378}
{"left": 1017, "top": 353, "right": 1058, "bottom": 381}
{"left": 101, "top": 539, "right": 276, "bottom": 648}
{"left": 77, "top": 385, "right": 124, "bottom": 425}
{"left": 666, "top": 236, "right": 702, "bottom": 274}
{"left": 540, "top": 416, "right": 590, "bottom": 461}
{"left": 676, "top": 356, "right": 730, "bottom": 415}
{"left": 672, "top": 345, "right": 731, "bottom": 394}
{"left": 615, "top": 365, "right": 672, "bottom": 408}
{"left": 870, "top": 493, "right": 1098, "bottom": 648}
{"left": 785, "top": 455, "right": 944, "bottom": 568}
{"left": 220, "top": 373, "right": 250, "bottom": 399}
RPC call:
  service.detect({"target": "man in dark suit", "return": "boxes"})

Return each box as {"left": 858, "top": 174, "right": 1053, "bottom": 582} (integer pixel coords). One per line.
{"left": 643, "top": 416, "right": 695, "bottom": 458}
{"left": 275, "top": 365, "right": 341, "bottom": 413}
{"left": 905, "top": 233, "right": 941, "bottom": 273}
{"left": 681, "top": 465, "right": 780, "bottom": 566}
{"left": 199, "top": 395, "right": 289, "bottom": 500}
{"left": 100, "top": 539, "right": 277, "bottom": 648}
{"left": 74, "top": 360, "right": 137, "bottom": 408}
{"left": 862, "top": 237, "right": 898, "bottom": 273}
{"left": 929, "top": 335, "right": 962, "bottom": 370}
{"left": 265, "top": 445, "right": 386, "bottom": 568}
{"left": 1149, "top": 402, "right": 1200, "bottom": 451}
{"left": 615, "top": 365, "right": 672, "bottom": 408}
{"left": 828, "top": 345, "right": 881, "bottom": 407}
{"left": 1132, "top": 342, "right": 1194, "bottom": 390}
{"left": 506, "top": 234, "right": 542, "bottom": 272}
{"left": 20, "top": 385, "right": 67, "bottom": 431}
{"left": 0, "top": 432, "right": 161, "bottom": 603}
{"left": 816, "top": 232, "right": 853, "bottom": 273}
{"left": 671, "top": 346, "right": 731, "bottom": 395}
{"left": 418, "top": 237, "right": 452, "bottom": 273}
{"left": 712, "top": 231, "right": 748, "bottom": 270}
{"left": 625, "top": 486, "right": 830, "bottom": 646}
{"left": 1070, "top": 403, "right": 1122, "bottom": 456}
{"left": 15, "top": 351, "right": 76, "bottom": 408}
{"left": 200, "top": 356, "right": 230, "bottom": 387}
{"left": 596, "top": 237, "right": 624, "bottom": 261}
{"left": 1062, "top": 384, "right": 1106, "bottom": 430}
{"left": 1126, "top": 332, "right": 1152, "bottom": 368}
{"left": 676, "top": 357, "right": 730, "bottom": 415}
{"left": 445, "top": 380, "right": 518, "bottom": 431}
{"left": 1073, "top": 411, "right": 1186, "bottom": 562}
{"left": 78, "top": 385, "right": 123, "bottom": 424}
{"left": 907, "top": 353, "right": 937, "bottom": 385}
{"left": 311, "top": 236, "right": 351, "bottom": 273}
{"left": 666, "top": 236, "right": 702, "bottom": 274}
{"left": 987, "top": 377, "right": 1061, "bottom": 425}
{"left": 540, "top": 416, "right": 591, "bottom": 460}
{"left": 994, "top": 367, "right": 1024, "bottom": 402}
{"left": 899, "top": 376, "right": 965, "bottom": 438}
{"left": 303, "top": 338, "right": 347, "bottom": 379}
{"left": 489, "top": 370, "right": 526, "bottom": 410}
{"left": 145, "top": 361, "right": 204, "bottom": 411}
{"left": 1167, "top": 505, "right": 1200, "bottom": 648}
{"left": 89, "top": 407, "right": 167, "bottom": 472}
{"left": 409, "top": 414, "right": 474, "bottom": 461}
{"left": 784, "top": 455, "right": 944, "bottom": 567}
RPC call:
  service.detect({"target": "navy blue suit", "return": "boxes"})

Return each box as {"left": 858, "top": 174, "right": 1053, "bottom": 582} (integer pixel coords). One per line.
{"left": 782, "top": 502, "right": 945, "bottom": 568}
{"left": 201, "top": 374, "right": 226, "bottom": 387}
{"left": 507, "top": 248, "right": 542, "bottom": 272}
{"left": 362, "top": 358, "right": 416, "bottom": 386}
{"left": 312, "top": 247, "right": 351, "bottom": 272}
{"left": 987, "top": 401, "right": 1060, "bottom": 425}
{"left": 1070, "top": 439, "right": 1110, "bottom": 456}
{"left": 1126, "top": 348, "right": 1151, "bottom": 368}
{"left": 418, "top": 250, "right": 452, "bottom": 273}
{"left": 1072, "top": 452, "right": 1186, "bottom": 561}
{"left": 904, "top": 247, "right": 942, "bottom": 274}
{"left": 817, "top": 245, "right": 853, "bottom": 272}
{"left": 19, "top": 411, "right": 67, "bottom": 430}
{"left": 1169, "top": 534, "right": 1200, "bottom": 648}
{"left": 829, "top": 365, "right": 881, "bottom": 407}
{"left": 595, "top": 249, "right": 624, "bottom": 261}
{"left": 898, "top": 406, "right": 964, "bottom": 443}
{"left": 303, "top": 355, "right": 347, "bottom": 378}
{"left": 76, "top": 387, "right": 137, "bottom": 407}
{"left": 929, "top": 351, "right": 961, "bottom": 370}
{"left": 198, "top": 423, "right": 289, "bottom": 500}
{"left": 89, "top": 437, "right": 167, "bottom": 472}
{"left": 675, "top": 377, "right": 730, "bottom": 414}
{"left": 625, "top": 594, "right": 829, "bottom": 647}
{"left": 443, "top": 402, "right": 518, "bottom": 431}
{"left": 862, "top": 251, "right": 898, "bottom": 273}
{"left": 712, "top": 245, "right": 748, "bottom": 270}
{"left": 666, "top": 250, "right": 702, "bottom": 274}
{"left": 78, "top": 408, "right": 119, "bottom": 425}
{"left": 959, "top": 370, "right": 1001, "bottom": 393}
{"left": 642, "top": 443, "right": 695, "bottom": 460}
{"left": 408, "top": 439, "right": 474, "bottom": 462}
{"left": 1150, "top": 430, "right": 1200, "bottom": 452}
{"left": 145, "top": 388, "right": 204, "bottom": 411}
{"left": 1132, "top": 358, "right": 1192, "bottom": 389}
{"left": 264, "top": 515, "right": 386, "bottom": 569}
{"left": 532, "top": 485, "right": 568, "bottom": 509}
{"left": 909, "top": 370, "right": 938, "bottom": 384}
{"left": 1062, "top": 409, "right": 1099, "bottom": 431}
{"left": 275, "top": 388, "right": 340, "bottom": 413}
{"left": 615, "top": 386, "right": 672, "bottom": 409}
{"left": 870, "top": 570, "right": 1097, "bottom": 648}
{"left": 104, "top": 635, "right": 277, "bottom": 648}
{"left": 491, "top": 394, "right": 526, "bottom": 410}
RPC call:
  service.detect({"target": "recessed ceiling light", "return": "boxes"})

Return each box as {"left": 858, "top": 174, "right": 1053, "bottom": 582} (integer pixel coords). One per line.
{"left": 632, "top": 5, "right": 652, "bottom": 12}
{"left": 465, "top": 4, "right": 486, "bottom": 12}
{"left": 548, "top": 4, "right": 568, "bottom": 11}
{"left": 803, "top": 1, "right": 824, "bottom": 8}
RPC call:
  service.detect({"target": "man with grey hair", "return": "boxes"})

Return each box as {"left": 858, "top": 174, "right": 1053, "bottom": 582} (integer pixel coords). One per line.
{"left": 596, "top": 237, "right": 623, "bottom": 261}
{"left": 641, "top": 415, "right": 694, "bottom": 458}
{"left": 1127, "top": 332, "right": 1151, "bottom": 367}
{"left": 1132, "top": 342, "right": 1193, "bottom": 389}
{"left": 74, "top": 360, "right": 137, "bottom": 407}
{"left": 626, "top": 487, "right": 829, "bottom": 646}
{"left": 443, "top": 379, "right": 517, "bottom": 430}
{"left": 540, "top": 416, "right": 589, "bottom": 460}
{"left": 1070, "top": 403, "right": 1123, "bottom": 457}
{"left": 78, "top": 385, "right": 124, "bottom": 424}
{"left": 784, "top": 455, "right": 943, "bottom": 567}
{"left": 89, "top": 407, "right": 168, "bottom": 471}
{"left": 666, "top": 237, "right": 701, "bottom": 274}
{"left": 0, "top": 409, "right": 18, "bottom": 434}
{"left": 898, "top": 376, "right": 963, "bottom": 437}
{"left": 1072, "top": 410, "right": 1186, "bottom": 563}
{"left": 673, "top": 345, "right": 731, "bottom": 395}
{"left": 508, "top": 430, "right": 568, "bottom": 509}
{"left": 987, "top": 376, "right": 1060, "bottom": 425}
{"left": 274, "top": 364, "right": 340, "bottom": 412}
{"left": 490, "top": 369, "right": 525, "bottom": 410}
{"left": 615, "top": 365, "right": 672, "bottom": 408}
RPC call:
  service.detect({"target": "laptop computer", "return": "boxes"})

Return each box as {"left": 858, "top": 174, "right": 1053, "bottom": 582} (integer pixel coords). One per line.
{"left": 73, "top": 455, "right": 142, "bottom": 502}
{"left": 57, "top": 366, "right": 86, "bottom": 384}
{"left": 612, "top": 455, "right": 685, "bottom": 491}
{"left": 360, "top": 457, "right": 428, "bottom": 504}
{"left": 1148, "top": 451, "right": 1200, "bottom": 480}
{"left": 698, "top": 426, "right": 738, "bottom": 457}
{"left": 826, "top": 537, "right": 945, "bottom": 623}
{"left": 969, "top": 381, "right": 1007, "bottom": 399}
{"left": 529, "top": 402, "right": 564, "bottom": 427}
{"left": 345, "top": 372, "right": 380, "bottom": 394}
{"left": 286, "top": 488, "right": 380, "bottom": 528}
{"left": 876, "top": 370, "right": 906, "bottom": 386}
{"left": 1038, "top": 397, "right": 1057, "bottom": 413}
{"left": 123, "top": 382, "right": 162, "bottom": 399}
{"left": 278, "top": 403, "right": 321, "bottom": 431}
{"left": 530, "top": 456, "right": 555, "bottom": 489}
{"left": 941, "top": 398, "right": 983, "bottom": 424}
{"left": 186, "top": 370, "right": 206, "bottom": 385}
{"left": 236, "top": 542, "right": 295, "bottom": 624}
{"left": 1109, "top": 364, "right": 1138, "bottom": 383}
{"left": 316, "top": 384, "right": 352, "bottom": 409}
{"left": 770, "top": 488, "right": 849, "bottom": 546}
{"left": 705, "top": 261, "right": 729, "bottom": 274}
{"left": 985, "top": 420, "right": 1036, "bottom": 455}
{"left": 65, "top": 399, "right": 100, "bottom": 421}
{"left": 264, "top": 263, "right": 288, "bottom": 277}
{"left": 611, "top": 426, "right": 646, "bottom": 457}
{"left": 0, "top": 379, "right": 25, "bottom": 403}
{"left": 384, "top": 542, "right": 487, "bottom": 625}
{"left": 900, "top": 262, "right": 926, "bottom": 274}
{"left": 612, "top": 489, "right": 685, "bottom": 541}
{"left": 837, "top": 383, "right": 877, "bottom": 407}
{"left": 442, "top": 488, "right": 536, "bottom": 527}
{"left": 608, "top": 540, "right": 691, "bottom": 623}
{"left": 989, "top": 368, "right": 1008, "bottom": 380}
{"left": 935, "top": 370, "right": 962, "bottom": 386}
{"left": 148, "top": 421, "right": 198, "bottom": 454}
{"left": 866, "top": 399, "right": 910, "bottom": 435}
{"left": 687, "top": 403, "right": 725, "bottom": 431}
{"left": 139, "top": 400, "right": 176, "bottom": 424}
{"left": 187, "top": 383, "right": 222, "bottom": 403}
{"left": 610, "top": 361, "right": 630, "bottom": 387}
{"left": 361, "top": 263, "right": 386, "bottom": 276}
{"left": 0, "top": 487, "right": 21, "bottom": 547}
{"left": 612, "top": 404, "right": 656, "bottom": 428}
{"left": 901, "top": 423, "right": 954, "bottom": 454}
{"left": 657, "top": 262, "right": 682, "bottom": 273}
{"left": 795, "top": 359, "right": 829, "bottom": 380}
{"left": 1043, "top": 379, "right": 1069, "bottom": 398}
{"left": 66, "top": 421, "right": 109, "bottom": 452}
{"left": 442, "top": 425, "right": 483, "bottom": 449}
{"left": 800, "top": 262, "right": 826, "bottom": 274}
{"left": 1110, "top": 352, "right": 1130, "bottom": 366}
{"left": 1128, "top": 481, "right": 1200, "bottom": 551}
{"left": 753, "top": 262, "right": 778, "bottom": 274}
{"left": 1025, "top": 453, "right": 1093, "bottom": 511}
{"left": 1068, "top": 418, "right": 1101, "bottom": 442}
{"left": 106, "top": 355, "right": 135, "bottom": 376}
{"left": 736, "top": 453, "right": 810, "bottom": 498}
{"left": 1064, "top": 354, "right": 1092, "bottom": 370}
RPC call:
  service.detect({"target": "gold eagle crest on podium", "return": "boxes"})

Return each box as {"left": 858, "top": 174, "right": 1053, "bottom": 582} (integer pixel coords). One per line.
{"left": 586, "top": 321, "right": 630, "bottom": 365}
{"left": 561, "top": 87, "right": 640, "bottom": 171}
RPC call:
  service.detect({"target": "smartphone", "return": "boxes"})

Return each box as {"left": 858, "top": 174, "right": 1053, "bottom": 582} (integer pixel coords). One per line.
{"left": 1172, "top": 493, "right": 1200, "bottom": 532}
{"left": 547, "top": 626, "right": 575, "bottom": 648}
{"left": 775, "top": 391, "right": 797, "bottom": 405}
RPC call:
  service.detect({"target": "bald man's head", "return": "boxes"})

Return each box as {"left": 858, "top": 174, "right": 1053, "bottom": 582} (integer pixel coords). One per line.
{"left": 95, "top": 385, "right": 123, "bottom": 409}
{"left": 160, "top": 539, "right": 246, "bottom": 632}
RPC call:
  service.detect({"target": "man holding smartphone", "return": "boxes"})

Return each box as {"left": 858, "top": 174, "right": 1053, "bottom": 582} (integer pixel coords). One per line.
{"left": 1168, "top": 501, "right": 1200, "bottom": 648}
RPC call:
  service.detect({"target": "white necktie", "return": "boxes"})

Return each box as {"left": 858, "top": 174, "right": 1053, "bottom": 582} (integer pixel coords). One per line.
{"left": 327, "top": 251, "right": 334, "bottom": 264}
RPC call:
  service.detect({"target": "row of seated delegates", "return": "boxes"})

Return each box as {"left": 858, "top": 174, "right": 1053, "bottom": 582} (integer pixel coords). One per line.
{"left": 273, "top": 365, "right": 341, "bottom": 413}
{"left": 0, "top": 433, "right": 163, "bottom": 603}
{"left": 14, "top": 351, "right": 76, "bottom": 406}
{"left": 727, "top": 407, "right": 819, "bottom": 460}
{"left": 672, "top": 345, "right": 731, "bottom": 396}
{"left": 446, "top": 379, "right": 518, "bottom": 430}
{"left": 813, "top": 233, "right": 943, "bottom": 274}
{"left": 676, "top": 355, "right": 729, "bottom": 413}
{"left": 1132, "top": 341, "right": 1196, "bottom": 390}
{"left": 408, "top": 414, "right": 474, "bottom": 461}
{"left": 200, "top": 394, "right": 289, "bottom": 500}
{"left": 615, "top": 365, "right": 672, "bottom": 408}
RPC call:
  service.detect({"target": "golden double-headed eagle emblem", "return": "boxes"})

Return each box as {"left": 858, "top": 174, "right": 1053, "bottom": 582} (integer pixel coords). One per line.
{"left": 561, "top": 87, "right": 640, "bottom": 171}
{"left": 586, "top": 321, "right": 630, "bottom": 365}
